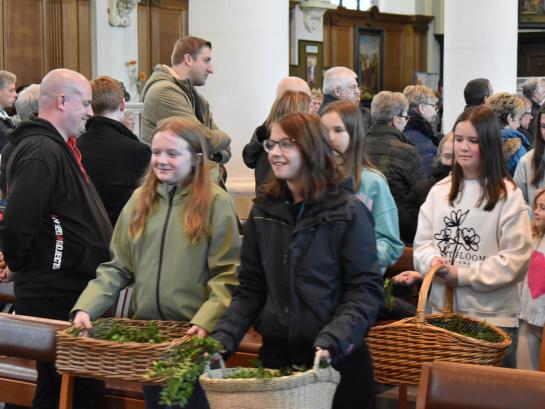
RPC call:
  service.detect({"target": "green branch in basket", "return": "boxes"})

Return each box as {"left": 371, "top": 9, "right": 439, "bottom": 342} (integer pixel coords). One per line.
{"left": 146, "top": 337, "right": 222, "bottom": 407}
{"left": 68, "top": 320, "right": 168, "bottom": 343}
{"left": 384, "top": 278, "right": 394, "bottom": 311}
{"left": 428, "top": 315, "right": 503, "bottom": 342}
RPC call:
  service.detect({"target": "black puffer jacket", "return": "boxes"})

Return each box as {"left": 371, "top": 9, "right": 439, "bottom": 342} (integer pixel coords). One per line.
{"left": 366, "top": 123, "right": 426, "bottom": 244}
{"left": 212, "top": 188, "right": 383, "bottom": 364}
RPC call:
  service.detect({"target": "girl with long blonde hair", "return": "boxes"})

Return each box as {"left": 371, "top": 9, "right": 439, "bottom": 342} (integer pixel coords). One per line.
{"left": 72, "top": 118, "right": 240, "bottom": 408}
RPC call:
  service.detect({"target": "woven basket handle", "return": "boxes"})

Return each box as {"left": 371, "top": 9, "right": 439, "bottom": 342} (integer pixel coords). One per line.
{"left": 415, "top": 263, "right": 454, "bottom": 324}
{"left": 313, "top": 349, "right": 331, "bottom": 371}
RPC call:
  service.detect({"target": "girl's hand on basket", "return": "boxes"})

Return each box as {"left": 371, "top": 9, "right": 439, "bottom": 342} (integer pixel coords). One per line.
{"left": 72, "top": 311, "right": 93, "bottom": 333}
{"left": 435, "top": 263, "right": 458, "bottom": 288}
{"left": 393, "top": 271, "right": 422, "bottom": 286}
{"left": 316, "top": 347, "right": 331, "bottom": 363}
{"left": 187, "top": 324, "right": 209, "bottom": 339}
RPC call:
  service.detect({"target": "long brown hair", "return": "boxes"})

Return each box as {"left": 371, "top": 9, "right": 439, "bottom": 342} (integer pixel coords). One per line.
{"left": 449, "top": 106, "right": 512, "bottom": 211}
{"left": 129, "top": 118, "right": 211, "bottom": 242}
{"left": 532, "top": 188, "right": 545, "bottom": 239}
{"left": 259, "top": 112, "right": 344, "bottom": 204}
{"left": 531, "top": 107, "right": 545, "bottom": 187}
{"left": 320, "top": 100, "right": 374, "bottom": 190}
{"left": 265, "top": 91, "right": 311, "bottom": 126}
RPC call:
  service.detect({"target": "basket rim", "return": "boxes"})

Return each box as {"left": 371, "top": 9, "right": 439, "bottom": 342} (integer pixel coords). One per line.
{"left": 56, "top": 318, "right": 190, "bottom": 349}
{"left": 368, "top": 312, "right": 511, "bottom": 348}
{"left": 199, "top": 366, "right": 340, "bottom": 392}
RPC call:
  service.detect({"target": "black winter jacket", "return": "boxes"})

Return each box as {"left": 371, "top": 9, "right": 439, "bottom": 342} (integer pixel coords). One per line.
{"left": 242, "top": 123, "right": 270, "bottom": 194}
{"left": 77, "top": 116, "right": 150, "bottom": 225}
{"left": 0, "top": 118, "right": 112, "bottom": 300}
{"left": 212, "top": 189, "right": 384, "bottom": 364}
{"left": 366, "top": 123, "right": 426, "bottom": 244}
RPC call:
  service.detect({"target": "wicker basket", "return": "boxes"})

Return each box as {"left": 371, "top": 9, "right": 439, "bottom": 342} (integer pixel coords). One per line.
{"left": 56, "top": 318, "right": 190, "bottom": 382}
{"left": 199, "top": 352, "right": 340, "bottom": 409}
{"left": 367, "top": 264, "right": 512, "bottom": 385}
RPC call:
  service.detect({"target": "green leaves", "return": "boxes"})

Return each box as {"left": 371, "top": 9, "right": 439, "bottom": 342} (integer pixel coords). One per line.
{"left": 384, "top": 278, "right": 394, "bottom": 312}
{"left": 146, "top": 337, "right": 222, "bottom": 407}
{"left": 69, "top": 320, "right": 168, "bottom": 343}
{"left": 428, "top": 315, "right": 503, "bottom": 343}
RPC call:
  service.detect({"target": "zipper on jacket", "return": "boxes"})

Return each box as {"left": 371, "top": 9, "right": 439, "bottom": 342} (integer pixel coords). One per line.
{"left": 155, "top": 186, "right": 176, "bottom": 320}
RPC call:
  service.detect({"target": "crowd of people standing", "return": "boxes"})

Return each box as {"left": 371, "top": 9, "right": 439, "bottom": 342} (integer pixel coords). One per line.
{"left": 0, "top": 34, "right": 545, "bottom": 409}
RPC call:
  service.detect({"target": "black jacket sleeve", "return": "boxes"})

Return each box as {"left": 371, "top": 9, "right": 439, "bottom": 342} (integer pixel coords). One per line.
{"left": 0, "top": 151, "right": 56, "bottom": 270}
{"left": 313, "top": 201, "right": 384, "bottom": 363}
{"left": 211, "top": 209, "right": 268, "bottom": 355}
{"left": 242, "top": 125, "right": 268, "bottom": 169}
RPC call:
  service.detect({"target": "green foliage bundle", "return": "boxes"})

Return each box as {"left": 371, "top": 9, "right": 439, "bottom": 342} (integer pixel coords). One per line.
{"left": 68, "top": 320, "right": 168, "bottom": 343}
{"left": 146, "top": 337, "right": 221, "bottom": 407}
{"left": 384, "top": 278, "right": 394, "bottom": 311}
{"left": 428, "top": 315, "right": 503, "bottom": 343}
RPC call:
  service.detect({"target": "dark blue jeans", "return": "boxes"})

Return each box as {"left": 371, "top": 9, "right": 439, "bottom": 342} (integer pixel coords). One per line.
{"left": 142, "top": 382, "right": 209, "bottom": 409}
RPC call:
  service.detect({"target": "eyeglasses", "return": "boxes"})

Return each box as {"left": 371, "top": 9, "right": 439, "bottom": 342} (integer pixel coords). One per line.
{"left": 539, "top": 123, "right": 545, "bottom": 129}
{"left": 397, "top": 114, "right": 411, "bottom": 120}
{"left": 339, "top": 84, "right": 360, "bottom": 92}
{"left": 263, "top": 138, "right": 298, "bottom": 153}
{"left": 524, "top": 111, "right": 533, "bottom": 117}
{"left": 423, "top": 102, "right": 439, "bottom": 111}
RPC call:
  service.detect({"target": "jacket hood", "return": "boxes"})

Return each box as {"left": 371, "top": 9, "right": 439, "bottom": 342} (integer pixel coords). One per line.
{"left": 141, "top": 64, "right": 192, "bottom": 101}
{"left": 11, "top": 117, "right": 65, "bottom": 147}
{"left": 84, "top": 116, "right": 137, "bottom": 139}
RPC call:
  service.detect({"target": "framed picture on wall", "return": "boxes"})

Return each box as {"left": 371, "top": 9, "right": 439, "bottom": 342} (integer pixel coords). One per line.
{"left": 519, "top": 0, "right": 545, "bottom": 27}
{"left": 298, "top": 40, "right": 323, "bottom": 89}
{"left": 355, "top": 28, "right": 384, "bottom": 98}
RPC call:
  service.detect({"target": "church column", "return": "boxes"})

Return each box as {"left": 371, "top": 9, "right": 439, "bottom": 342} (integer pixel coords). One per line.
{"left": 189, "top": 1, "right": 288, "bottom": 198}
{"left": 442, "top": 0, "right": 518, "bottom": 130}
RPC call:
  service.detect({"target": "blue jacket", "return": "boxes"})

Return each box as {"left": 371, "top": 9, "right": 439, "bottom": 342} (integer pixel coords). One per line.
{"left": 501, "top": 128, "right": 529, "bottom": 176}
{"left": 356, "top": 169, "right": 404, "bottom": 274}
{"left": 403, "top": 112, "right": 438, "bottom": 178}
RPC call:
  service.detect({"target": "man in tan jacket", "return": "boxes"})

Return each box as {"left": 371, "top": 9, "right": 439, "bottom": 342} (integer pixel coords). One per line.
{"left": 141, "top": 36, "right": 231, "bottom": 165}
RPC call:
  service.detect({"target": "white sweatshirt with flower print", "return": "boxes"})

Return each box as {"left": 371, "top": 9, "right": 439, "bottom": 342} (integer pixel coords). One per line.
{"left": 414, "top": 176, "right": 533, "bottom": 328}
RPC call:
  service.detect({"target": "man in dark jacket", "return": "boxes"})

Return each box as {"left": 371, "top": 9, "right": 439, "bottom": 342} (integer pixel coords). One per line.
{"left": 77, "top": 76, "right": 150, "bottom": 226}
{"left": 403, "top": 85, "right": 439, "bottom": 177}
{"left": 0, "top": 68, "right": 112, "bottom": 409}
{"left": 0, "top": 70, "right": 17, "bottom": 152}
{"left": 366, "top": 91, "right": 426, "bottom": 245}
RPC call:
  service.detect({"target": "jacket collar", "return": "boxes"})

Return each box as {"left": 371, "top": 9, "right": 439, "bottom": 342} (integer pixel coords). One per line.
{"left": 367, "top": 123, "right": 412, "bottom": 144}
{"left": 84, "top": 116, "right": 138, "bottom": 140}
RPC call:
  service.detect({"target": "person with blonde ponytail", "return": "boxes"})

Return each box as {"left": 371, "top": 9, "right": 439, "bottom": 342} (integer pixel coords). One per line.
{"left": 71, "top": 118, "right": 240, "bottom": 409}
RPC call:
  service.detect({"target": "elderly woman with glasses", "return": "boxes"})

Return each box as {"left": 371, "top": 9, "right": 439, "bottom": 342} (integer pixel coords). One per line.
{"left": 486, "top": 92, "right": 531, "bottom": 175}
{"left": 402, "top": 85, "right": 440, "bottom": 178}
{"left": 366, "top": 91, "right": 426, "bottom": 244}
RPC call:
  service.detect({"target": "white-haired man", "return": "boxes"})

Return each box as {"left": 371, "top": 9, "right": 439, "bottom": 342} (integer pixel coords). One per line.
{"left": 318, "top": 66, "right": 361, "bottom": 114}
{"left": 0, "top": 70, "right": 17, "bottom": 150}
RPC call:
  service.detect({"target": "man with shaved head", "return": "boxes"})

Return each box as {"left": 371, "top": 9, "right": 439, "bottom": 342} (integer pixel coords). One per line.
{"left": 275, "top": 76, "right": 311, "bottom": 98}
{"left": 0, "top": 68, "right": 112, "bottom": 409}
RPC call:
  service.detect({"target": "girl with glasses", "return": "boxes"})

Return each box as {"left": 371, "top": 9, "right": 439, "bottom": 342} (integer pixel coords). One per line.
{"left": 213, "top": 112, "right": 383, "bottom": 409}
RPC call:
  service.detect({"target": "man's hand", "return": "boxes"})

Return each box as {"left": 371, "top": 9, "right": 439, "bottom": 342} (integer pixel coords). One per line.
{"left": 393, "top": 270, "right": 422, "bottom": 286}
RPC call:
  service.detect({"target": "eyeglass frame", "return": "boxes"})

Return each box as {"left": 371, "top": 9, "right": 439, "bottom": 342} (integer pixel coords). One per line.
{"left": 263, "top": 137, "right": 298, "bottom": 153}
{"left": 396, "top": 114, "right": 411, "bottom": 120}
{"left": 422, "top": 102, "right": 439, "bottom": 111}
{"left": 337, "top": 83, "right": 360, "bottom": 92}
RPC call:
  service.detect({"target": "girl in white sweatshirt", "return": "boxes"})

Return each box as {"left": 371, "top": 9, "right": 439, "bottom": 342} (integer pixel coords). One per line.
{"left": 517, "top": 188, "right": 545, "bottom": 370}
{"left": 412, "top": 105, "right": 533, "bottom": 368}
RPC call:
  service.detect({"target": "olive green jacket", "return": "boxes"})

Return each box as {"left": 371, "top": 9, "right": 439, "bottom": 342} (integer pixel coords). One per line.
{"left": 141, "top": 64, "right": 231, "bottom": 164}
{"left": 72, "top": 183, "right": 240, "bottom": 332}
